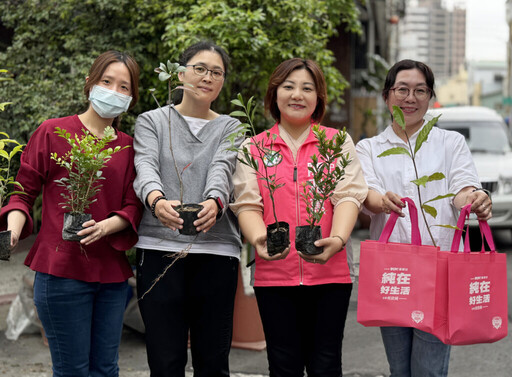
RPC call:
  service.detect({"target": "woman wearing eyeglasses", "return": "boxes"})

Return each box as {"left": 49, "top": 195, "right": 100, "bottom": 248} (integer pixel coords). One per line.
{"left": 356, "top": 60, "right": 492, "bottom": 377}
{"left": 133, "top": 41, "right": 243, "bottom": 377}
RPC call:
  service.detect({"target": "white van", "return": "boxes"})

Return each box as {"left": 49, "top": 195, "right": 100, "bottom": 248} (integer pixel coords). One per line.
{"left": 426, "top": 106, "right": 512, "bottom": 231}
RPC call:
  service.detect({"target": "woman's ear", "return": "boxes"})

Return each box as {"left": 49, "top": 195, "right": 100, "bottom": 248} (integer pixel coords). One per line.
{"left": 178, "top": 71, "right": 184, "bottom": 81}
{"left": 85, "top": 76, "right": 89, "bottom": 83}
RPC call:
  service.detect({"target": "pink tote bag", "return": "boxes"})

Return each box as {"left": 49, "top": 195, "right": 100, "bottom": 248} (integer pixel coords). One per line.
{"left": 357, "top": 198, "right": 440, "bottom": 332}
{"left": 431, "top": 204, "right": 508, "bottom": 345}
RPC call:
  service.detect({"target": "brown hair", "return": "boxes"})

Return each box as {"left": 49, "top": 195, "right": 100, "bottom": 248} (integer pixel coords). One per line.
{"left": 264, "top": 58, "right": 327, "bottom": 123}
{"left": 83, "top": 51, "right": 140, "bottom": 126}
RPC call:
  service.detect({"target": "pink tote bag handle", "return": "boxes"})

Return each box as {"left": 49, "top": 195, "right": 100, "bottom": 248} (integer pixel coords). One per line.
{"left": 378, "top": 197, "right": 421, "bottom": 245}
{"left": 450, "top": 204, "right": 496, "bottom": 253}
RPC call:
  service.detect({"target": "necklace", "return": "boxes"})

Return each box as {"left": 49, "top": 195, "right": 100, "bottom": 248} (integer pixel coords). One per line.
{"left": 280, "top": 125, "right": 308, "bottom": 155}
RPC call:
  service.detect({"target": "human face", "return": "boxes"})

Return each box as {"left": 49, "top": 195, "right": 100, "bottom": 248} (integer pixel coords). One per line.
{"left": 386, "top": 68, "right": 430, "bottom": 133}
{"left": 93, "top": 62, "right": 132, "bottom": 96}
{"left": 178, "top": 50, "right": 225, "bottom": 104}
{"left": 276, "top": 69, "right": 317, "bottom": 128}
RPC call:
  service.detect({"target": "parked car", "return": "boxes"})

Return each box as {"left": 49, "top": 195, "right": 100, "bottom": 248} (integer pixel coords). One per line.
{"left": 426, "top": 106, "right": 512, "bottom": 233}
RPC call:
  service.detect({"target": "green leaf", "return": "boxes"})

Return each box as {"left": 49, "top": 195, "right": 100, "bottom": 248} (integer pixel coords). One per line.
{"left": 427, "top": 172, "right": 445, "bottom": 181}
{"left": 433, "top": 224, "right": 460, "bottom": 230}
{"left": 230, "top": 110, "right": 247, "bottom": 117}
{"left": 415, "top": 115, "right": 440, "bottom": 154}
{"left": 411, "top": 175, "right": 429, "bottom": 187}
{"left": 0, "top": 102, "right": 13, "bottom": 111}
{"left": 9, "top": 144, "right": 25, "bottom": 159}
{"left": 422, "top": 204, "right": 437, "bottom": 218}
{"left": 377, "top": 147, "right": 411, "bottom": 158}
{"left": 412, "top": 173, "right": 446, "bottom": 187}
{"left": 392, "top": 106, "right": 405, "bottom": 130}
{"left": 424, "top": 193, "right": 455, "bottom": 204}
{"left": 231, "top": 99, "right": 243, "bottom": 107}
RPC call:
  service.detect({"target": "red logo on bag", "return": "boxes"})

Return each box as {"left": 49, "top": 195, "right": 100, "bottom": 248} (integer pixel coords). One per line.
{"left": 492, "top": 316, "right": 503, "bottom": 330}
{"left": 411, "top": 310, "right": 424, "bottom": 324}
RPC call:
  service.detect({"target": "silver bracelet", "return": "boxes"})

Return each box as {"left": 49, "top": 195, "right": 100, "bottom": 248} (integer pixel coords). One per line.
{"left": 472, "top": 188, "right": 492, "bottom": 202}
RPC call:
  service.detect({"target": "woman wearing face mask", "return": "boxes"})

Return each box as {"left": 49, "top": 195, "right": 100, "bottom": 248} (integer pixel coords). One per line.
{"left": 133, "top": 41, "right": 243, "bottom": 376}
{"left": 231, "top": 58, "right": 368, "bottom": 376}
{"left": 0, "top": 50, "right": 143, "bottom": 376}
{"left": 356, "top": 60, "right": 491, "bottom": 377}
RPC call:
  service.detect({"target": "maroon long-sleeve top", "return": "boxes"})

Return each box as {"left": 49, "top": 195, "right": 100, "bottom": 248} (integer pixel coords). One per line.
{"left": 0, "top": 115, "right": 143, "bottom": 283}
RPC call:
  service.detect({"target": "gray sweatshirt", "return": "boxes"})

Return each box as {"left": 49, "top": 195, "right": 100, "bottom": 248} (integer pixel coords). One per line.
{"left": 133, "top": 105, "right": 243, "bottom": 250}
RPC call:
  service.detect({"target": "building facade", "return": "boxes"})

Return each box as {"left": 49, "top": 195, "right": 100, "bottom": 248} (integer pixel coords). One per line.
{"left": 398, "top": 0, "right": 466, "bottom": 81}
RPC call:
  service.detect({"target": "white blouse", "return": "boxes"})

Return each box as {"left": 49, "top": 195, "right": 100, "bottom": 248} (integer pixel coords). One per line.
{"left": 356, "top": 123, "right": 480, "bottom": 251}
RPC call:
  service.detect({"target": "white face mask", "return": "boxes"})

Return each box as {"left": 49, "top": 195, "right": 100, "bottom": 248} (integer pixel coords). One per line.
{"left": 88, "top": 85, "right": 132, "bottom": 119}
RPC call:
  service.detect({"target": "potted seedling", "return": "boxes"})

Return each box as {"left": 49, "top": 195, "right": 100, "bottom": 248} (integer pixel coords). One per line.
{"left": 377, "top": 106, "right": 456, "bottom": 246}
{"left": 0, "top": 132, "right": 25, "bottom": 260}
{"left": 51, "top": 126, "right": 128, "bottom": 241}
{"left": 297, "top": 124, "right": 350, "bottom": 255}
{"left": 229, "top": 94, "right": 290, "bottom": 256}
{"left": 150, "top": 61, "right": 200, "bottom": 235}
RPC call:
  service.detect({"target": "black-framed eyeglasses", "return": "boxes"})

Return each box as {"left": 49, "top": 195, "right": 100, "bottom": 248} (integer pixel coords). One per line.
{"left": 390, "top": 86, "right": 431, "bottom": 100}
{"left": 186, "top": 65, "right": 225, "bottom": 81}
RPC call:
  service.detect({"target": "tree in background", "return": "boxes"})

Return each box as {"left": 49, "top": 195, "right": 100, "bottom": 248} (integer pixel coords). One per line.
{"left": 0, "top": 0, "right": 164, "bottom": 142}
{"left": 0, "top": 0, "right": 360, "bottom": 144}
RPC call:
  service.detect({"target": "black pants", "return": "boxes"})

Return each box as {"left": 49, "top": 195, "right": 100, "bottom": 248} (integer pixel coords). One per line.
{"left": 136, "top": 249, "right": 239, "bottom": 377}
{"left": 254, "top": 283, "right": 353, "bottom": 377}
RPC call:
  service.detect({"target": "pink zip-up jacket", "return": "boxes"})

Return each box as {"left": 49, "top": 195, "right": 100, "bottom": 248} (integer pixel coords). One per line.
{"left": 251, "top": 123, "right": 353, "bottom": 287}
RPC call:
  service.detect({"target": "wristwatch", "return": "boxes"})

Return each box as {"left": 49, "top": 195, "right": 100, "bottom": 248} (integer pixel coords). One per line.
{"left": 206, "top": 196, "right": 224, "bottom": 219}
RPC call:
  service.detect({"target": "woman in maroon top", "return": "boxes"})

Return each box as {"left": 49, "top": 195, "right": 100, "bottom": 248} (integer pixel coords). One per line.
{"left": 0, "top": 51, "right": 143, "bottom": 377}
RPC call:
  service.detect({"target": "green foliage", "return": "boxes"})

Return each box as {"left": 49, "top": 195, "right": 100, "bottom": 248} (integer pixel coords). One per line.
{"left": 228, "top": 93, "right": 284, "bottom": 226}
{"left": 411, "top": 172, "right": 445, "bottom": 188}
{"left": 301, "top": 124, "right": 350, "bottom": 227}
{"left": 125, "top": 247, "right": 136, "bottom": 265}
{"left": 355, "top": 54, "right": 390, "bottom": 93}
{"left": 0, "top": 0, "right": 360, "bottom": 145}
{"left": 378, "top": 107, "right": 455, "bottom": 246}
{"left": 0, "top": 69, "right": 25, "bottom": 207}
{"left": 0, "top": 131, "right": 25, "bottom": 207}
{"left": 50, "top": 126, "right": 128, "bottom": 213}
{"left": 392, "top": 106, "right": 406, "bottom": 130}
{"left": 0, "top": 0, "right": 166, "bottom": 142}
{"left": 160, "top": 0, "right": 360, "bottom": 130}
{"left": 378, "top": 147, "right": 410, "bottom": 158}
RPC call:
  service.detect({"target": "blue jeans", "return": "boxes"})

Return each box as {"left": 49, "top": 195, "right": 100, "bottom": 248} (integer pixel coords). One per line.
{"left": 34, "top": 272, "right": 129, "bottom": 377}
{"left": 380, "top": 327, "right": 451, "bottom": 377}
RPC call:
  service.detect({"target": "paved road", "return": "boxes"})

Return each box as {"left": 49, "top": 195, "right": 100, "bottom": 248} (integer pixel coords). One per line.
{"left": 0, "top": 229, "right": 511, "bottom": 376}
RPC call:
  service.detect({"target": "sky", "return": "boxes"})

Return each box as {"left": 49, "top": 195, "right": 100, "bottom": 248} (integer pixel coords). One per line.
{"left": 444, "top": 0, "right": 508, "bottom": 62}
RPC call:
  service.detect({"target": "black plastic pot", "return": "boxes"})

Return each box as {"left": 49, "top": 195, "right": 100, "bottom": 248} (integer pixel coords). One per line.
{"left": 295, "top": 225, "right": 323, "bottom": 255}
{"left": 0, "top": 230, "right": 11, "bottom": 261}
{"left": 176, "top": 203, "right": 204, "bottom": 236}
{"left": 267, "top": 221, "right": 290, "bottom": 256}
{"left": 62, "top": 212, "right": 92, "bottom": 241}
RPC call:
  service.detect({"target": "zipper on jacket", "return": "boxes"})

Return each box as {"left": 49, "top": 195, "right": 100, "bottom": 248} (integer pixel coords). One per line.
{"left": 293, "top": 160, "right": 304, "bottom": 285}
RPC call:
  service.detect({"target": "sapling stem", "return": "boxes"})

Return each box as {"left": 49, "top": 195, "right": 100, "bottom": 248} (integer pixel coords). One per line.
{"left": 404, "top": 132, "right": 437, "bottom": 247}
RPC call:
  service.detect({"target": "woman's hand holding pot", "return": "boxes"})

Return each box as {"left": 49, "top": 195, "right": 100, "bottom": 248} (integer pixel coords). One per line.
{"left": 254, "top": 234, "right": 290, "bottom": 261}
